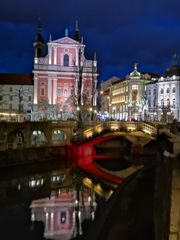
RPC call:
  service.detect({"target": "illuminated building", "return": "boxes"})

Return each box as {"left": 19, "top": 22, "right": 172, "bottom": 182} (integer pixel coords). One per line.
{"left": 146, "top": 64, "right": 180, "bottom": 122}
{"left": 100, "top": 76, "right": 120, "bottom": 119}
{"left": 33, "top": 21, "right": 98, "bottom": 120}
{"left": 107, "top": 64, "right": 152, "bottom": 120}
{"left": 0, "top": 74, "right": 33, "bottom": 121}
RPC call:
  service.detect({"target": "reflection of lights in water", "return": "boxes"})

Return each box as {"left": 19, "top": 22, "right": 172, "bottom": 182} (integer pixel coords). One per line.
{"left": 29, "top": 177, "right": 44, "bottom": 188}
{"left": 30, "top": 187, "right": 97, "bottom": 239}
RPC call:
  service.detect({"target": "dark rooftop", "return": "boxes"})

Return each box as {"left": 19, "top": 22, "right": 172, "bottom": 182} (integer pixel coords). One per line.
{"left": 0, "top": 73, "right": 33, "bottom": 85}
{"left": 164, "top": 65, "right": 180, "bottom": 77}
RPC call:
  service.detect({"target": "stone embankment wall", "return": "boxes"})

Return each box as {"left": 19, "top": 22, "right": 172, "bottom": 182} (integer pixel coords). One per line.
{"left": 169, "top": 155, "right": 180, "bottom": 240}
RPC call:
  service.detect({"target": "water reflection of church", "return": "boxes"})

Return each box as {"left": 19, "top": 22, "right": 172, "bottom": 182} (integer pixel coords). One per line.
{"left": 30, "top": 187, "right": 96, "bottom": 240}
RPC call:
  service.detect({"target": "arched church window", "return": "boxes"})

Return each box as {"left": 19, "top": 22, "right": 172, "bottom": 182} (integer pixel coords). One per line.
{"left": 60, "top": 211, "right": 67, "bottom": 224}
{"left": 63, "top": 54, "right": 69, "bottom": 66}
{"left": 172, "top": 87, "right": 176, "bottom": 93}
{"left": 71, "top": 88, "right": 74, "bottom": 96}
{"left": 64, "top": 89, "right": 68, "bottom": 96}
{"left": 57, "top": 88, "right": 61, "bottom": 97}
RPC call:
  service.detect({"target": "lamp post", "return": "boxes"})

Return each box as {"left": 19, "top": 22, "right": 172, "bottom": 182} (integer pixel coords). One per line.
{"left": 89, "top": 107, "right": 93, "bottom": 121}
{"left": 153, "top": 112, "right": 157, "bottom": 122}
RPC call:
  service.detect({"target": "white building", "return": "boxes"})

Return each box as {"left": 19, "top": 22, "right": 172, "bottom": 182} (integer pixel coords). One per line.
{"left": 107, "top": 64, "right": 153, "bottom": 120}
{"left": 0, "top": 74, "right": 33, "bottom": 121}
{"left": 146, "top": 65, "right": 180, "bottom": 122}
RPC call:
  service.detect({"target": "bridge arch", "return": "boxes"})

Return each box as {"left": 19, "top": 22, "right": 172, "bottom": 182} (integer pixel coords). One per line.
{"left": 51, "top": 129, "right": 67, "bottom": 145}
{"left": 6, "top": 129, "right": 24, "bottom": 149}
{"left": 31, "top": 130, "right": 47, "bottom": 146}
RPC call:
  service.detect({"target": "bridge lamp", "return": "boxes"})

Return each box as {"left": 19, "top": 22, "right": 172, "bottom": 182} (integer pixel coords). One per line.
{"left": 89, "top": 107, "right": 93, "bottom": 121}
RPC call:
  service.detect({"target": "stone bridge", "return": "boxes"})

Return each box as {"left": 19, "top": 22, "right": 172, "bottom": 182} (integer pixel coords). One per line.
{"left": 0, "top": 120, "right": 160, "bottom": 151}
{"left": 0, "top": 120, "right": 77, "bottom": 150}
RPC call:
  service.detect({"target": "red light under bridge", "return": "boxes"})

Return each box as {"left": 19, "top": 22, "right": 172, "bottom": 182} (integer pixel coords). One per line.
{"left": 68, "top": 135, "right": 132, "bottom": 185}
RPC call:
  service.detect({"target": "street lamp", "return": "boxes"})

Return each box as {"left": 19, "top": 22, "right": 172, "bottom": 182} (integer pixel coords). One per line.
{"left": 153, "top": 112, "right": 157, "bottom": 121}
{"left": 89, "top": 107, "right": 93, "bottom": 121}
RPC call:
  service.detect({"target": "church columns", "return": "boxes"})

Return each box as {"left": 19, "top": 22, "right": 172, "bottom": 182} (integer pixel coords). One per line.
{"left": 54, "top": 47, "right": 57, "bottom": 65}
{"left": 75, "top": 48, "right": 78, "bottom": 66}
{"left": 48, "top": 78, "right": 52, "bottom": 104}
{"left": 34, "top": 76, "right": 38, "bottom": 104}
{"left": 49, "top": 46, "right": 52, "bottom": 64}
{"left": 53, "top": 78, "right": 57, "bottom": 104}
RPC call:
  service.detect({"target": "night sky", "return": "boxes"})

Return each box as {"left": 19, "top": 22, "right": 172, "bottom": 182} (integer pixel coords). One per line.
{"left": 1, "top": 0, "right": 180, "bottom": 81}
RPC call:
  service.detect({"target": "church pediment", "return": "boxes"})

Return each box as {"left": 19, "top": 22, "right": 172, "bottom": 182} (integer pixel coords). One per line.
{"left": 52, "top": 37, "right": 79, "bottom": 45}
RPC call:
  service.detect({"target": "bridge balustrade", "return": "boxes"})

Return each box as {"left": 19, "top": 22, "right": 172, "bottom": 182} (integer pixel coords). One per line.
{"left": 141, "top": 122, "right": 157, "bottom": 136}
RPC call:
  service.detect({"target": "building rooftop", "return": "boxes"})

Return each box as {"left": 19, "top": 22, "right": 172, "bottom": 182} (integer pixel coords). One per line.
{"left": 0, "top": 73, "right": 33, "bottom": 85}
{"left": 164, "top": 65, "right": 180, "bottom": 77}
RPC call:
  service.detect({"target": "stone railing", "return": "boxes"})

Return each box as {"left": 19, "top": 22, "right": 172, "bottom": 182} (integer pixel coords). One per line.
{"left": 82, "top": 121, "right": 158, "bottom": 138}
{"left": 141, "top": 122, "right": 158, "bottom": 136}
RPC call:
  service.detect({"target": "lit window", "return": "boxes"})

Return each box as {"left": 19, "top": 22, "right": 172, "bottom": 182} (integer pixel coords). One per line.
{"left": 60, "top": 211, "right": 66, "bottom": 224}
{"left": 71, "top": 89, "right": 74, "bottom": 96}
{"left": 172, "top": 87, "right": 176, "bottom": 93}
{"left": 63, "top": 54, "right": 69, "bottom": 66}
{"left": 57, "top": 88, "right": 61, "bottom": 97}
{"left": 64, "top": 89, "right": 68, "bottom": 96}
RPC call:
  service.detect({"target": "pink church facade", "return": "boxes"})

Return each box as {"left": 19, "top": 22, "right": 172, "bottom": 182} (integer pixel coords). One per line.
{"left": 33, "top": 26, "right": 98, "bottom": 120}
{"left": 30, "top": 188, "right": 96, "bottom": 240}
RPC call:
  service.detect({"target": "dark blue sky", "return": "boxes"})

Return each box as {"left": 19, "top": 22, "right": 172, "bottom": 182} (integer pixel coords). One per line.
{"left": 0, "top": 0, "right": 180, "bottom": 81}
